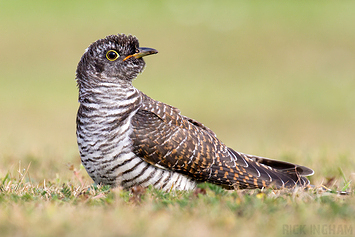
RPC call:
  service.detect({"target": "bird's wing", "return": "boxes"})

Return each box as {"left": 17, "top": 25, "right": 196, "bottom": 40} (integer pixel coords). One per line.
{"left": 130, "top": 94, "right": 224, "bottom": 179}
{"left": 130, "top": 93, "right": 312, "bottom": 189}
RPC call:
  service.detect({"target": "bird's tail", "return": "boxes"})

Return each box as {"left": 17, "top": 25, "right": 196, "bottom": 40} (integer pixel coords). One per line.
{"left": 225, "top": 148, "right": 314, "bottom": 189}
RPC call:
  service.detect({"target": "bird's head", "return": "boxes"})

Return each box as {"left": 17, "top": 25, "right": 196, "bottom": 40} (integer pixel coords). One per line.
{"left": 76, "top": 34, "right": 158, "bottom": 88}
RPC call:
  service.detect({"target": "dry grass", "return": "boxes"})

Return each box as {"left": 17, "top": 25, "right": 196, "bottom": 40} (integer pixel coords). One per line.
{"left": 1, "top": 162, "right": 354, "bottom": 237}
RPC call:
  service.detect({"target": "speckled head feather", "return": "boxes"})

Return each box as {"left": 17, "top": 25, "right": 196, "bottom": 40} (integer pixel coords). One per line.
{"left": 76, "top": 34, "right": 144, "bottom": 90}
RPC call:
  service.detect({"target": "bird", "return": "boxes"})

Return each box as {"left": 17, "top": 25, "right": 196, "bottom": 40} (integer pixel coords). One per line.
{"left": 76, "top": 34, "right": 314, "bottom": 191}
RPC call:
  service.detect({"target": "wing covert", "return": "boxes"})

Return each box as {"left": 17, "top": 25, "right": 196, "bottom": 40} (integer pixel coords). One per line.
{"left": 130, "top": 94, "right": 233, "bottom": 181}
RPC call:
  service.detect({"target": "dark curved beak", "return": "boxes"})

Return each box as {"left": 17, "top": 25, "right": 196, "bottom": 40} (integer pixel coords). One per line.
{"left": 123, "top": 47, "right": 158, "bottom": 61}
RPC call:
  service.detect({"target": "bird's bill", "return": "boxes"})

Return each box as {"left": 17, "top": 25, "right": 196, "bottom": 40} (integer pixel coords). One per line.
{"left": 123, "top": 47, "right": 158, "bottom": 61}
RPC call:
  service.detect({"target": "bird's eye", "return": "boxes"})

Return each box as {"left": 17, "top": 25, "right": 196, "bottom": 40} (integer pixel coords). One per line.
{"left": 106, "top": 50, "right": 120, "bottom": 61}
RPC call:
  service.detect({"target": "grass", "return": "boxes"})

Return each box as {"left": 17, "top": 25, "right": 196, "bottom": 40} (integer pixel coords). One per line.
{"left": 0, "top": 163, "right": 354, "bottom": 237}
{"left": 1, "top": 0, "right": 355, "bottom": 236}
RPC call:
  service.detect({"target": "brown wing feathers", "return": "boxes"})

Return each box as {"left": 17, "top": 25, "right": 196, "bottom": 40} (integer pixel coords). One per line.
{"left": 131, "top": 93, "right": 311, "bottom": 189}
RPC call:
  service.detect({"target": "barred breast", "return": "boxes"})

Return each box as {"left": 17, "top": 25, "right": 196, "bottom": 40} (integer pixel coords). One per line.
{"left": 76, "top": 83, "right": 196, "bottom": 191}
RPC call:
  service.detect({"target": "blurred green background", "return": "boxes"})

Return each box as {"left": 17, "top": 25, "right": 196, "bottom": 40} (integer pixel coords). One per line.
{"left": 0, "top": 0, "right": 354, "bottom": 184}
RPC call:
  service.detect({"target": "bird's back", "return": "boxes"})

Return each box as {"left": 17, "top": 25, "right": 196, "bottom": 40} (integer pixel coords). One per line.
{"left": 131, "top": 93, "right": 313, "bottom": 189}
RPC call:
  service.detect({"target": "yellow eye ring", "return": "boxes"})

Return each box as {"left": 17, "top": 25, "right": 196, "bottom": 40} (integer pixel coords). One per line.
{"left": 106, "top": 50, "right": 120, "bottom": 61}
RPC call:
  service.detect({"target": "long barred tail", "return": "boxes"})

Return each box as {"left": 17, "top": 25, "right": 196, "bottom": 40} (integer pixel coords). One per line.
{"left": 208, "top": 148, "right": 314, "bottom": 189}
